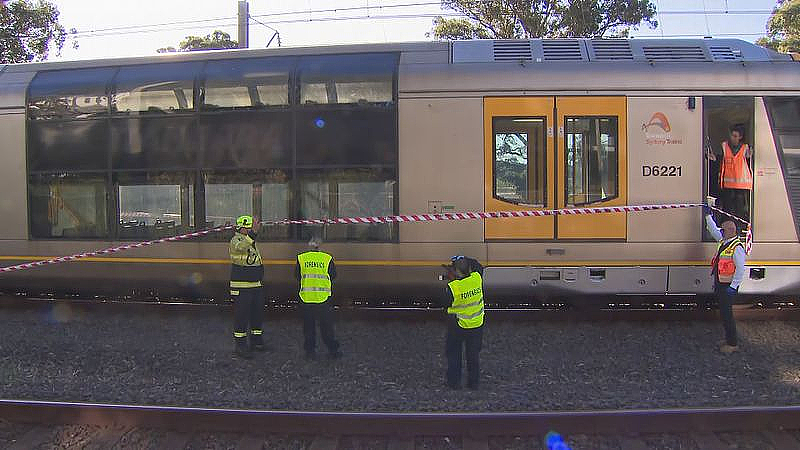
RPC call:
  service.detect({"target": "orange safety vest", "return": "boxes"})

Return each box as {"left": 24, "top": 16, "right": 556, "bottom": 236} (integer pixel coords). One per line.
{"left": 719, "top": 141, "right": 753, "bottom": 190}
{"left": 711, "top": 237, "right": 743, "bottom": 284}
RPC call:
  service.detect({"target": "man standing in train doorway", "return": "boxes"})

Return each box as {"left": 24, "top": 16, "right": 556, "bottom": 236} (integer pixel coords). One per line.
{"left": 707, "top": 124, "right": 753, "bottom": 222}
{"left": 441, "top": 256, "right": 485, "bottom": 389}
{"left": 296, "top": 237, "right": 341, "bottom": 360}
{"left": 704, "top": 206, "right": 746, "bottom": 354}
{"left": 229, "top": 215, "right": 266, "bottom": 359}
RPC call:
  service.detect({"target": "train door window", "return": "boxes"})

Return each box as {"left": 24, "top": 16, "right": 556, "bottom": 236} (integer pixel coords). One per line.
{"left": 564, "top": 117, "right": 618, "bottom": 205}
{"left": 765, "top": 97, "right": 800, "bottom": 236}
{"left": 29, "top": 173, "right": 109, "bottom": 239}
{"left": 492, "top": 117, "right": 547, "bottom": 206}
{"left": 298, "top": 53, "right": 396, "bottom": 105}
{"left": 201, "top": 57, "right": 292, "bottom": 110}
{"left": 116, "top": 172, "right": 194, "bottom": 239}
{"left": 703, "top": 97, "right": 754, "bottom": 234}
{"left": 28, "top": 67, "right": 115, "bottom": 120}
{"left": 111, "top": 62, "right": 203, "bottom": 115}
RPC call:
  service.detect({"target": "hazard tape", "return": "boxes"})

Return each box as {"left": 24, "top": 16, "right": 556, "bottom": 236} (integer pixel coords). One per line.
{"left": 0, "top": 202, "right": 752, "bottom": 273}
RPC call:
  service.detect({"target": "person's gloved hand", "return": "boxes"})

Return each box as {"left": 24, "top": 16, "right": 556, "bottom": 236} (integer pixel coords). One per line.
{"left": 726, "top": 286, "right": 738, "bottom": 296}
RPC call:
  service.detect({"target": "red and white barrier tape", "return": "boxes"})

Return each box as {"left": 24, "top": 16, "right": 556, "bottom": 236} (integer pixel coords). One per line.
{"left": 0, "top": 202, "right": 752, "bottom": 273}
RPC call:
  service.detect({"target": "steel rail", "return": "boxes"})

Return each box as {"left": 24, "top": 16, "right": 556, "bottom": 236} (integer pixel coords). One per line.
{"left": 1, "top": 400, "right": 799, "bottom": 436}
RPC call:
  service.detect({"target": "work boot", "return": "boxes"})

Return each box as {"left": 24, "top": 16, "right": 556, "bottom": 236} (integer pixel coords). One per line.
{"left": 234, "top": 338, "right": 252, "bottom": 359}
{"left": 250, "top": 334, "right": 266, "bottom": 352}
{"left": 720, "top": 344, "right": 739, "bottom": 354}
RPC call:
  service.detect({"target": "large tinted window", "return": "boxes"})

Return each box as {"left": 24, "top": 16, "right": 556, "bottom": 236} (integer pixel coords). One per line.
{"left": 28, "top": 67, "right": 115, "bottom": 120}
{"left": 29, "top": 173, "right": 108, "bottom": 238}
{"left": 565, "top": 116, "right": 618, "bottom": 205}
{"left": 199, "top": 111, "right": 291, "bottom": 168}
{"left": 28, "top": 120, "right": 109, "bottom": 171}
{"left": 112, "top": 62, "right": 202, "bottom": 115}
{"left": 767, "top": 97, "right": 800, "bottom": 236}
{"left": 296, "top": 109, "right": 395, "bottom": 166}
{"left": 202, "top": 57, "right": 291, "bottom": 110}
{"left": 299, "top": 53, "right": 395, "bottom": 105}
{"left": 111, "top": 116, "right": 198, "bottom": 170}
{"left": 116, "top": 172, "right": 194, "bottom": 239}
{"left": 493, "top": 117, "right": 547, "bottom": 205}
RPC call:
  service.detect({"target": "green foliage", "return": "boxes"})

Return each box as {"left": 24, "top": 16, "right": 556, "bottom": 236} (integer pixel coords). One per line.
{"left": 157, "top": 30, "right": 238, "bottom": 53}
{"left": 430, "top": 0, "right": 657, "bottom": 40}
{"left": 757, "top": 0, "right": 800, "bottom": 53}
{"left": 0, "top": 0, "right": 68, "bottom": 64}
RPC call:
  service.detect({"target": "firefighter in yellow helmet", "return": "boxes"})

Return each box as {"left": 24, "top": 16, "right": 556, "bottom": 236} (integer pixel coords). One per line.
{"left": 295, "top": 236, "right": 341, "bottom": 359}
{"left": 229, "top": 215, "right": 265, "bottom": 359}
{"left": 440, "top": 255, "right": 484, "bottom": 389}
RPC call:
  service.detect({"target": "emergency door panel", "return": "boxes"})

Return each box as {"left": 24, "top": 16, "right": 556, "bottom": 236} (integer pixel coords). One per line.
{"left": 484, "top": 97, "right": 556, "bottom": 239}
{"left": 556, "top": 97, "right": 627, "bottom": 239}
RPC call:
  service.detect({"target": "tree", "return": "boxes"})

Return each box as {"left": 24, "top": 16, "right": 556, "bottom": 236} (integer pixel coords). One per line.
{"left": 157, "top": 30, "right": 238, "bottom": 53}
{"left": 757, "top": 0, "right": 800, "bottom": 53}
{"left": 0, "top": 0, "right": 69, "bottom": 64}
{"left": 429, "top": 0, "right": 657, "bottom": 40}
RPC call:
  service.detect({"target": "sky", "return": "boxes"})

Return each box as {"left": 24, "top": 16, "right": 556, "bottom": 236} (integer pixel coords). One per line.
{"left": 47, "top": 0, "right": 780, "bottom": 61}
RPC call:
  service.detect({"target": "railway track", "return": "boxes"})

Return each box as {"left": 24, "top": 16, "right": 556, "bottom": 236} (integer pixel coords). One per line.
{"left": 1, "top": 400, "right": 800, "bottom": 449}
{"left": 1, "top": 296, "right": 799, "bottom": 323}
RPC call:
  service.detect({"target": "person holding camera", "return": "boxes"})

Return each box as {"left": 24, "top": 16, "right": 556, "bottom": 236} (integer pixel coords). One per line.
{"left": 229, "top": 215, "right": 265, "bottom": 359}
{"left": 704, "top": 206, "right": 746, "bottom": 354}
{"left": 440, "top": 255, "right": 484, "bottom": 389}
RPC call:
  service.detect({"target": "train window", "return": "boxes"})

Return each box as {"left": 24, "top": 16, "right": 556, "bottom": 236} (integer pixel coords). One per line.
{"left": 565, "top": 116, "right": 618, "bottom": 205}
{"left": 111, "top": 116, "right": 199, "bottom": 170}
{"left": 202, "top": 57, "right": 291, "bottom": 109}
{"left": 766, "top": 97, "right": 800, "bottom": 236}
{"left": 28, "top": 67, "right": 115, "bottom": 120}
{"left": 28, "top": 173, "right": 109, "bottom": 239}
{"left": 116, "top": 172, "right": 194, "bottom": 239}
{"left": 28, "top": 120, "right": 109, "bottom": 171}
{"left": 766, "top": 97, "right": 800, "bottom": 130}
{"left": 199, "top": 111, "right": 291, "bottom": 169}
{"left": 203, "top": 170, "right": 290, "bottom": 240}
{"left": 296, "top": 108, "right": 396, "bottom": 166}
{"left": 492, "top": 117, "right": 547, "bottom": 205}
{"left": 298, "top": 53, "right": 396, "bottom": 105}
{"left": 299, "top": 169, "right": 396, "bottom": 242}
{"left": 111, "top": 62, "right": 202, "bottom": 115}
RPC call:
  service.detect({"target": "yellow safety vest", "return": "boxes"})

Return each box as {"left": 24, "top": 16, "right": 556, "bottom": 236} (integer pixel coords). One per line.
{"left": 229, "top": 232, "right": 263, "bottom": 289}
{"left": 713, "top": 237, "right": 743, "bottom": 284}
{"left": 298, "top": 251, "right": 333, "bottom": 303}
{"left": 447, "top": 272, "right": 485, "bottom": 329}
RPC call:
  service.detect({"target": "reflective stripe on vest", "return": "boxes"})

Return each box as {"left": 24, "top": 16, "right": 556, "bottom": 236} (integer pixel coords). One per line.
{"left": 298, "top": 251, "right": 333, "bottom": 303}
{"left": 715, "top": 237, "right": 743, "bottom": 284}
{"left": 447, "top": 272, "right": 485, "bottom": 329}
{"left": 720, "top": 142, "right": 753, "bottom": 190}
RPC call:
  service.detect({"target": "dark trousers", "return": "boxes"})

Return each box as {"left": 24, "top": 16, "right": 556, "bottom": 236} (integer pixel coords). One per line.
{"left": 445, "top": 321, "right": 483, "bottom": 388}
{"left": 720, "top": 188, "right": 750, "bottom": 222}
{"left": 232, "top": 287, "right": 264, "bottom": 338}
{"left": 301, "top": 302, "right": 339, "bottom": 355}
{"left": 715, "top": 282, "right": 738, "bottom": 346}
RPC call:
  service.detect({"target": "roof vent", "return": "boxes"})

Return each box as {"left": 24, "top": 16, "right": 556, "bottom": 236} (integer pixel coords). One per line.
{"left": 708, "top": 45, "right": 743, "bottom": 61}
{"left": 542, "top": 39, "right": 585, "bottom": 61}
{"left": 642, "top": 45, "right": 709, "bottom": 62}
{"left": 492, "top": 40, "right": 533, "bottom": 62}
{"left": 589, "top": 40, "right": 633, "bottom": 60}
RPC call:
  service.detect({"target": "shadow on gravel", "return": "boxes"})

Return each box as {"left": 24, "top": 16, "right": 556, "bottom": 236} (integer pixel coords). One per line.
{"left": 0, "top": 306, "right": 799, "bottom": 412}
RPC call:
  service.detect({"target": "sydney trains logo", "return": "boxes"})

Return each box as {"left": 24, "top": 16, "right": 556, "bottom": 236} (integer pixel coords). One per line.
{"left": 642, "top": 112, "right": 682, "bottom": 146}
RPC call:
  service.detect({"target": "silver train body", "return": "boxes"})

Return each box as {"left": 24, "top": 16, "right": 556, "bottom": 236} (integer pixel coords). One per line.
{"left": 0, "top": 39, "right": 799, "bottom": 303}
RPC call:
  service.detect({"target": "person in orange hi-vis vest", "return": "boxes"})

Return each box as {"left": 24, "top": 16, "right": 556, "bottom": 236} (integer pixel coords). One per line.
{"left": 706, "top": 124, "right": 753, "bottom": 221}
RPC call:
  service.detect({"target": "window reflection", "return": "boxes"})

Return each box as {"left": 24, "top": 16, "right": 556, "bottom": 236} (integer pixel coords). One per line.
{"left": 112, "top": 63, "right": 201, "bottom": 114}
{"left": 117, "top": 172, "right": 194, "bottom": 239}
{"left": 299, "top": 53, "right": 395, "bottom": 105}
{"left": 493, "top": 117, "right": 547, "bottom": 205}
{"left": 202, "top": 58, "right": 290, "bottom": 109}
{"left": 29, "top": 174, "right": 108, "bottom": 238}
{"left": 565, "top": 117, "right": 618, "bottom": 205}
{"left": 28, "top": 67, "right": 115, "bottom": 120}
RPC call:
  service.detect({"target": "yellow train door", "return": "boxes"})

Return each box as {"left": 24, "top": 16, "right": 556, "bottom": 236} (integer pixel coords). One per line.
{"left": 484, "top": 96, "right": 627, "bottom": 240}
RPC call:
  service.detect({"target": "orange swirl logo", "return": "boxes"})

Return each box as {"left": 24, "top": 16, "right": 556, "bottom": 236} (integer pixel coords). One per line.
{"left": 642, "top": 112, "right": 671, "bottom": 133}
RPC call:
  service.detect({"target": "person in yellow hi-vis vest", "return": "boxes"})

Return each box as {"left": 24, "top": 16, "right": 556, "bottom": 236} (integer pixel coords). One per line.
{"left": 295, "top": 237, "right": 341, "bottom": 360}
{"left": 229, "top": 215, "right": 265, "bottom": 359}
{"left": 440, "top": 255, "right": 484, "bottom": 389}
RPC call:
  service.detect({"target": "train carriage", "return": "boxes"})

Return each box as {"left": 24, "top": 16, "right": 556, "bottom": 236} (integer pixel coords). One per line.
{"left": 0, "top": 38, "right": 799, "bottom": 304}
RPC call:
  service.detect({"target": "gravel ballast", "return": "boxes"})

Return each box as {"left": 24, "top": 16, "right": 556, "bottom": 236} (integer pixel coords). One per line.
{"left": 0, "top": 305, "right": 799, "bottom": 412}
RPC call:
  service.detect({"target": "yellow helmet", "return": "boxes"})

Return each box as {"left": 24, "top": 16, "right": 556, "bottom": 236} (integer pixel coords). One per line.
{"left": 236, "top": 215, "right": 253, "bottom": 228}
